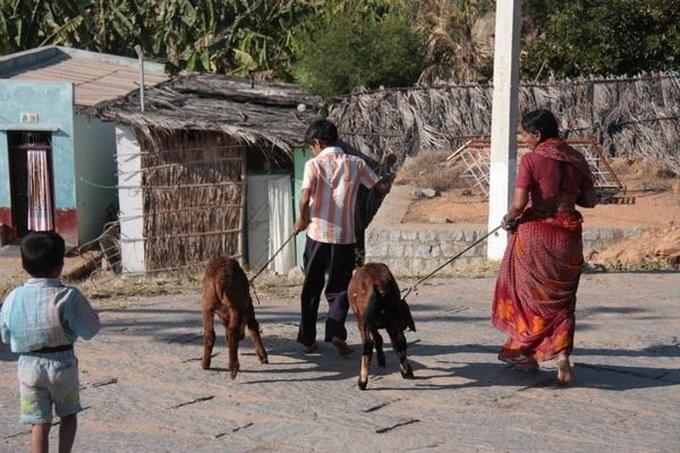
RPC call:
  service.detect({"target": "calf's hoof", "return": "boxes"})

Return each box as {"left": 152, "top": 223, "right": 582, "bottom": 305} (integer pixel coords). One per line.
{"left": 259, "top": 355, "right": 269, "bottom": 364}
{"left": 201, "top": 359, "right": 211, "bottom": 370}
{"left": 400, "top": 363, "right": 415, "bottom": 379}
{"left": 229, "top": 363, "right": 240, "bottom": 380}
{"left": 358, "top": 378, "right": 368, "bottom": 390}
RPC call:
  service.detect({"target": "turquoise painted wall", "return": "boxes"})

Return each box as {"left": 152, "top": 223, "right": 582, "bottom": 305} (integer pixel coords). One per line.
{"left": 0, "top": 131, "right": 9, "bottom": 206}
{"left": 0, "top": 81, "right": 75, "bottom": 209}
{"left": 293, "top": 147, "right": 313, "bottom": 266}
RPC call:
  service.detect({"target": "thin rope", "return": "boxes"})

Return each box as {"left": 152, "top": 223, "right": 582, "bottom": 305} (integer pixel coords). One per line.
{"left": 249, "top": 231, "right": 297, "bottom": 284}
{"left": 248, "top": 231, "right": 298, "bottom": 305}
{"left": 401, "top": 225, "right": 503, "bottom": 300}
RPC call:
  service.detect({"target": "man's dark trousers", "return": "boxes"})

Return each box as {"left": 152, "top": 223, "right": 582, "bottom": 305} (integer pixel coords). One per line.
{"left": 297, "top": 236, "right": 356, "bottom": 346}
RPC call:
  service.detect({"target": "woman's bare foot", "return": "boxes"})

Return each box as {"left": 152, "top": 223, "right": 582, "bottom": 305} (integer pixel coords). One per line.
{"left": 556, "top": 358, "right": 574, "bottom": 385}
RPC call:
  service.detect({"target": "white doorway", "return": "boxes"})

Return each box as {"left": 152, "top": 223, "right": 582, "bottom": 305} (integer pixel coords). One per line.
{"left": 246, "top": 174, "right": 295, "bottom": 274}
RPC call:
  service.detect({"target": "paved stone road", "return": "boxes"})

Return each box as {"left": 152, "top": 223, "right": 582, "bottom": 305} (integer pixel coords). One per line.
{"left": 1, "top": 273, "right": 679, "bottom": 452}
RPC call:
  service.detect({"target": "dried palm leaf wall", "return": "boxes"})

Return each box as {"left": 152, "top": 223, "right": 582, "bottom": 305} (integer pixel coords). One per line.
{"left": 331, "top": 73, "right": 680, "bottom": 173}
{"left": 139, "top": 130, "right": 245, "bottom": 272}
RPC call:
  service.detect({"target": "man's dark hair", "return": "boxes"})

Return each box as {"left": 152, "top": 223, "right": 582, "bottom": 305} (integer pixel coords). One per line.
{"left": 21, "top": 231, "right": 65, "bottom": 278}
{"left": 305, "top": 119, "right": 338, "bottom": 146}
{"left": 521, "top": 109, "right": 560, "bottom": 142}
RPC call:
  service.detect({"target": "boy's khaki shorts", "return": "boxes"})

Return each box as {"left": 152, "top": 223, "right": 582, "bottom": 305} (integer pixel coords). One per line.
{"left": 17, "top": 350, "right": 82, "bottom": 424}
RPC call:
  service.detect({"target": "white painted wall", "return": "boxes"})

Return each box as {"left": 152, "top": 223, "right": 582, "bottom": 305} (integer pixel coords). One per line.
{"left": 74, "top": 113, "right": 117, "bottom": 244}
{"left": 487, "top": 0, "right": 523, "bottom": 260}
{"left": 115, "top": 126, "right": 145, "bottom": 273}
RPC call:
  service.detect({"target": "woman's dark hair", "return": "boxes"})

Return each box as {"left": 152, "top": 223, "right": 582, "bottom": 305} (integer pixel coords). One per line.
{"left": 21, "top": 231, "right": 65, "bottom": 278}
{"left": 305, "top": 119, "right": 338, "bottom": 146}
{"left": 521, "top": 109, "right": 560, "bottom": 142}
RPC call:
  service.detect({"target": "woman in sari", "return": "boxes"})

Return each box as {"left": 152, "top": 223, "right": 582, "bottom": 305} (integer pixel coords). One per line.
{"left": 492, "top": 109, "right": 598, "bottom": 385}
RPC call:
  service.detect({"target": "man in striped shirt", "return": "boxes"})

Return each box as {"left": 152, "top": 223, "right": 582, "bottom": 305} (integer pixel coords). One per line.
{"left": 294, "top": 120, "right": 392, "bottom": 354}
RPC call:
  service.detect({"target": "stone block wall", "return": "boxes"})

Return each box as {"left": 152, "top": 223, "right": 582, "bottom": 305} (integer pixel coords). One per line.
{"left": 366, "top": 226, "right": 488, "bottom": 275}
{"left": 365, "top": 186, "right": 645, "bottom": 276}
{"left": 366, "top": 224, "right": 644, "bottom": 276}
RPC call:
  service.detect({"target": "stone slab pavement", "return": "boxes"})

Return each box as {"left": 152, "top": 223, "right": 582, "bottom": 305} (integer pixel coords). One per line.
{"left": 1, "top": 273, "right": 679, "bottom": 452}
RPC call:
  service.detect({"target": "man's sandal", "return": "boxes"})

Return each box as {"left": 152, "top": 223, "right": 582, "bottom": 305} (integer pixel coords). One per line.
{"left": 331, "top": 337, "right": 353, "bottom": 356}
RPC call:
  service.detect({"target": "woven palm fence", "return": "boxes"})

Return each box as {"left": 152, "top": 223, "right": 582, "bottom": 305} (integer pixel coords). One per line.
{"left": 330, "top": 73, "right": 680, "bottom": 174}
{"left": 139, "top": 130, "right": 245, "bottom": 272}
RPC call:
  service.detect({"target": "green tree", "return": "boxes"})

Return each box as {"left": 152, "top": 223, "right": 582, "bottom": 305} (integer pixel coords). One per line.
{"left": 522, "top": 0, "right": 680, "bottom": 79}
{"left": 294, "top": 2, "right": 425, "bottom": 99}
{"left": 412, "top": 0, "right": 495, "bottom": 83}
{"left": 149, "top": 0, "right": 318, "bottom": 77}
{"left": 0, "top": 0, "right": 320, "bottom": 78}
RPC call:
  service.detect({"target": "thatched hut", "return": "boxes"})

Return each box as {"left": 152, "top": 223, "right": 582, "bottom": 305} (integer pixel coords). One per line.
{"left": 94, "top": 73, "right": 322, "bottom": 274}
{"left": 330, "top": 72, "right": 680, "bottom": 173}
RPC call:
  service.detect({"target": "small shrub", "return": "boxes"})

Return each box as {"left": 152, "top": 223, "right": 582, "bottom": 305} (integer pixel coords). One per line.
{"left": 293, "top": 4, "right": 425, "bottom": 99}
{"left": 397, "top": 150, "right": 466, "bottom": 192}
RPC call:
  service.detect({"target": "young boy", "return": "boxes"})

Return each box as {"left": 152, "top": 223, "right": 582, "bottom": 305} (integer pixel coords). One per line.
{"left": 1, "top": 231, "right": 100, "bottom": 453}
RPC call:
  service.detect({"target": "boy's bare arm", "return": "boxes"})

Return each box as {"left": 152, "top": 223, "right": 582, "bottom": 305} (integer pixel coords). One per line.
{"left": 0, "top": 295, "right": 13, "bottom": 344}
{"left": 294, "top": 189, "right": 312, "bottom": 232}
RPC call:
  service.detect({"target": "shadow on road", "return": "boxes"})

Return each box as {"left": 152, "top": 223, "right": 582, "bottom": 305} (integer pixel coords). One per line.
{"left": 94, "top": 303, "right": 680, "bottom": 391}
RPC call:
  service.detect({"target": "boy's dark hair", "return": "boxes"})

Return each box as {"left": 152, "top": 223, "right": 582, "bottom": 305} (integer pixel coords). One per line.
{"left": 21, "top": 231, "right": 65, "bottom": 278}
{"left": 521, "top": 109, "right": 560, "bottom": 142}
{"left": 305, "top": 119, "right": 338, "bottom": 146}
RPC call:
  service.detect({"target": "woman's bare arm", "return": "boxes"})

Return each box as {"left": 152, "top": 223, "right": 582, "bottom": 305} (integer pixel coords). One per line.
{"left": 576, "top": 187, "right": 598, "bottom": 208}
{"left": 506, "top": 188, "right": 529, "bottom": 218}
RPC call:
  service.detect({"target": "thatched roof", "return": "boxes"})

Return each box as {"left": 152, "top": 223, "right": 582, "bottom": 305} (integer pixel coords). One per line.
{"left": 93, "top": 73, "right": 323, "bottom": 152}
{"left": 330, "top": 73, "right": 680, "bottom": 173}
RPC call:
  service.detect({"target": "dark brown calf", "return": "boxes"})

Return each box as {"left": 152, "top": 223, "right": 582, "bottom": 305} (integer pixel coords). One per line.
{"left": 348, "top": 263, "right": 416, "bottom": 390}
{"left": 201, "top": 256, "right": 268, "bottom": 379}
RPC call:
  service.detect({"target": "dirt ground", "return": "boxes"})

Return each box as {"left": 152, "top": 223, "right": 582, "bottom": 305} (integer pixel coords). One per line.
{"left": 402, "top": 157, "right": 680, "bottom": 268}
{"left": 404, "top": 191, "right": 679, "bottom": 229}
{"left": 0, "top": 252, "right": 99, "bottom": 299}
{"left": 2, "top": 273, "right": 679, "bottom": 452}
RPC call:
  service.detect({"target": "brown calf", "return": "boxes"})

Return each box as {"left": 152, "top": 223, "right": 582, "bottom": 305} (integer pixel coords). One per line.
{"left": 347, "top": 263, "right": 416, "bottom": 390}
{"left": 201, "top": 256, "right": 268, "bottom": 379}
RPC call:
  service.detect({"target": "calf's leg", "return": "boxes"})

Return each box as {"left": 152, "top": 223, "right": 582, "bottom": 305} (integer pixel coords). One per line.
{"left": 388, "top": 327, "right": 414, "bottom": 379}
{"left": 222, "top": 309, "right": 241, "bottom": 379}
{"left": 373, "top": 329, "right": 386, "bottom": 367}
{"left": 358, "top": 328, "right": 374, "bottom": 390}
{"left": 245, "top": 304, "right": 268, "bottom": 364}
{"left": 201, "top": 308, "right": 216, "bottom": 370}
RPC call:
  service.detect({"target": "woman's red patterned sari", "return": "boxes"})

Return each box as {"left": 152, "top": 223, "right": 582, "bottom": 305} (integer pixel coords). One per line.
{"left": 492, "top": 138, "right": 592, "bottom": 364}
{"left": 492, "top": 211, "right": 583, "bottom": 363}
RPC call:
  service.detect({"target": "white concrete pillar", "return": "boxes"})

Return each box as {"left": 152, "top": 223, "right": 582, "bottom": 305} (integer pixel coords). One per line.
{"left": 487, "top": 0, "right": 523, "bottom": 260}
{"left": 115, "top": 126, "right": 145, "bottom": 274}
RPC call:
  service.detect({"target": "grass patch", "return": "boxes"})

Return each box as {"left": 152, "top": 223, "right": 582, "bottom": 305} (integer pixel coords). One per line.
{"left": 79, "top": 272, "right": 202, "bottom": 301}
{"left": 75, "top": 269, "right": 305, "bottom": 303}
{"left": 585, "top": 258, "right": 678, "bottom": 273}
{"left": 0, "top": 274, "right": 25, "bottom": 300}
{"left": 394, "top": 260, "right": 501, "bottom": 280}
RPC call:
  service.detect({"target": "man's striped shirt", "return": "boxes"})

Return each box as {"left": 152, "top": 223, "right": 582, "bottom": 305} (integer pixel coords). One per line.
{"left": 302, "top": 146, "right": 380, "bottom": 244}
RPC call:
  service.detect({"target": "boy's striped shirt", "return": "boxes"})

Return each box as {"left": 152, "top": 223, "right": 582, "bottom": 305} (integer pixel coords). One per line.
{"left": 302, "top": 146, "right": 379, "bottom": 244}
